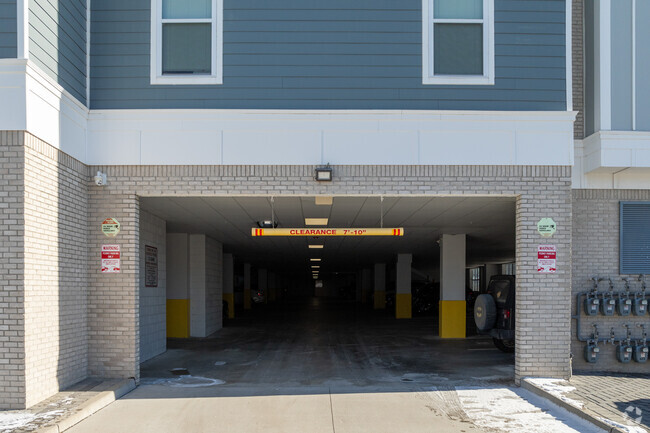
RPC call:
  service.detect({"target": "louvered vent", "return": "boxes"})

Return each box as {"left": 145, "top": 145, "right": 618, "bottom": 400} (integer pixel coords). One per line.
{"left": 620, "top": 202, "right": 650, "bottom": 274}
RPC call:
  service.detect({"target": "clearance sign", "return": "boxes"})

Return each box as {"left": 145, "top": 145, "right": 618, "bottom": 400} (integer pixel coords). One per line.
{"left": 252, "top": 228, "right": 404, "bottom": 237}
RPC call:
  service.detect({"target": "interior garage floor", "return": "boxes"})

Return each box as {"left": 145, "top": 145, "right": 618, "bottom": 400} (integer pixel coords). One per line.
{"left": 142, "top": 297, "right": 514, "bottom": 386}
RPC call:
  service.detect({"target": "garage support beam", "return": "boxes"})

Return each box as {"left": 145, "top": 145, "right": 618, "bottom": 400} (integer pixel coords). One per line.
{"left": 223, "top": 254, "right": 235, "bottom": 319}
{"left": 243, "top": 263, "right": 251, "bottom": 310}
{"left": 395, "top": 254, "right": 412, "bottom": 318}
{"left": 439, "top": 234, "right": 467, "bottom": 338}
{"left": 374, "top": 263, "right": 386, "bottom": 309}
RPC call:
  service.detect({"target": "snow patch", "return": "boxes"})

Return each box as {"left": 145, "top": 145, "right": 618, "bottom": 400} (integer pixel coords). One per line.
{"left": 0, "top": 409, "right": 65, "bottom": 432}
{"left": 599, "top": 417, "right": 648, "bottom": 433}
{"left": 525, "top": 378, "right": 585, "bottom": 409}
{"left": 0, "top": 413, "right": 37, "bottom": 431}
{"left": 456, "top": 386, "right": 606, "bottom": 433}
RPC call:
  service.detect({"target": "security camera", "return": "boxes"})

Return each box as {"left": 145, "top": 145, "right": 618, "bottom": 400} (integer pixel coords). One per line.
{"left": 94, "top": 171, "right": 107, "bottom": 186}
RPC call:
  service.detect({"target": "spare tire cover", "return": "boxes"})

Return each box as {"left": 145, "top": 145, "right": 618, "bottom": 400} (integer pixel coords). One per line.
{"left": 474, "top": 294, "right": 497, "bottom": 331}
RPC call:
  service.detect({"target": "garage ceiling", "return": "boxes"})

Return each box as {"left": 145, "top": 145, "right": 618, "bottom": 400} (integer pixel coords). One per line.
{"left": 140, "top": 196, "right": 516, "bottom": 273}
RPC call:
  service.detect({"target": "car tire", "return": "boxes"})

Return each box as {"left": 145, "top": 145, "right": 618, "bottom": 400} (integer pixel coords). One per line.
{"left": 493, "top": 338, "right": 515, "bottom": 353}
{"left": 474, "top": 294, "right": 497, "bottom": 331}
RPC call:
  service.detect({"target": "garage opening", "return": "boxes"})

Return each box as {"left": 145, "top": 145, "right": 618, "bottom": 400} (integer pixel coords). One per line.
{"left": 138, "top": 195, "right": 516, "bottom": 382}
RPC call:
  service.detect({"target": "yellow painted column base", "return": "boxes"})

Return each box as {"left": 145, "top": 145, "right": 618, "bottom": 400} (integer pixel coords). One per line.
{"left": 167, "top": 299, "right": 190, "bottom": 338}
{"left": 243, "top": 289, "right": 251, "bottom": 310}
{"left": 223, "top": 293, "right": 235, "bottom": 319}
{"left": 374, "top": 290, "right": 386, "bottom": 309}
{"left": 395, "top": 293, "right": 412, "bottom": 319}
{"left": 439, "top": 300, "right": 466, "bottom": 338}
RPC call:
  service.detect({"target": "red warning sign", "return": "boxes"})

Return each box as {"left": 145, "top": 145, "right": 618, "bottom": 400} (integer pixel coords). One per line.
{"left": 101, "top": 244, "right": 121, "bottom": 273}
{"left": 537, "top": 245, "right": 556, "bottom": 273}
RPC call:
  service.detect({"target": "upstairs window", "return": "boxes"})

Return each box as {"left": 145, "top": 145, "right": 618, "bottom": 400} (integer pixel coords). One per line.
{"left": 422, "top": 0, "right": 494, "bottom": 85}
{"left": 151, "top": 0, "right": 223, "bottom": 85}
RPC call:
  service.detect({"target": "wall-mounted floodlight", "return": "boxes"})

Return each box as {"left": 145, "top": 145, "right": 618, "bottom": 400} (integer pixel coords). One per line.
{"left": 315, "top": 165, "right": 332, "bottom": 182}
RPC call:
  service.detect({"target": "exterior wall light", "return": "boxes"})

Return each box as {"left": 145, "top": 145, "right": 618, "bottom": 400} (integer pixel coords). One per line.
{"left": 256, "top": 220, "right": 278, "bottom": 228}
{"left": 315, "top": 165, "right": 332, "bottom": 182}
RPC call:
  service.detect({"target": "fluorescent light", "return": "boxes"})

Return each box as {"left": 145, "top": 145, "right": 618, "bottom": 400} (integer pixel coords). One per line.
{"left": 308, "top": 244, "right": 324, "bottom": 249}
{"left": 311, "top": 266, "right": 320, "bottom": 269}
{"left": 305, "top": 218, "right": 328, "bottom": 226}
{"left": 310, "top": 258, "right": 321, "bottom": 262}
{"left": 315, "top": 196, "right": 333, "bottom": 206}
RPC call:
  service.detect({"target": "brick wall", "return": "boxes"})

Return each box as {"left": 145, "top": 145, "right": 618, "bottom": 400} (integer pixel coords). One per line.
{"left": 0, "top": 132, "right": 88, "bottom": 409}
{"left": 573, "top": 0, "right": 584, "bottom": 139}
{"left": 89, "top": 165, "right": 574, "bottom": 382}
{"left": 572, "top": 189, "right": 650, "bottom": 373}
{"left": 139, "top": 210, "right": 166, "bottom": 363}
{"left": 22, "top": 134, "right": 89, "bottom": 407}
{"left": 0, "top": 131, "right": 27, "bottom": 409}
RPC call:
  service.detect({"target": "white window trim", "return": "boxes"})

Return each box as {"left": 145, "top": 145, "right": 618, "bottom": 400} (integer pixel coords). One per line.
{"left": 150, "top": 0, "right": 223, "bottom": 85}
{"left": 421, "top": 0, "right": 494, "bottom": 85}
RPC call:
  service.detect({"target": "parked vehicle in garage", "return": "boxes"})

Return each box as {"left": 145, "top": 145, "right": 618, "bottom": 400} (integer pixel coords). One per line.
{"left": 474, "top": 275, "right": 516, "bottom": 353}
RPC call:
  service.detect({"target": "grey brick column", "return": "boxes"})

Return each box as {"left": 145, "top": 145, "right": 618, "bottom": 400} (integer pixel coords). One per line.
{"left": 515, "top": 189, "right": 573, "bottom": 382}
{"left": 0, "top": 131, "right": 27, "bottom": 409}
{"left": 88, "top": 189, "right": 140, "bottom": 380}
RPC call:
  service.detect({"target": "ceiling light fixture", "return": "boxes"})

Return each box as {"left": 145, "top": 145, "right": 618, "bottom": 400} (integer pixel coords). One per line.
{"left": 305, "top": 218, "right": 328, "bottom": 226}
{"left": 311, "top": 265, "right": 320, "bottom": 269}
{"left": 315, "top": 196, "right": 333, "bottom": 205}
{"left": 310, "top": 258, "right": 321, "bottom": 262}
{"left": 308, "top": 244, "right": 324, "bottom": 249}
{"left": 256, "top": 220, "right": 278, "bottom": 228}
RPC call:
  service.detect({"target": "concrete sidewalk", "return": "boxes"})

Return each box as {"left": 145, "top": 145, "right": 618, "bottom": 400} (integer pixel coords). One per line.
{"left": 0, "top": 378, "right": 135, "bottom": 433}
{"left": 523, "top": 373, "right": 650, "bottom": 433}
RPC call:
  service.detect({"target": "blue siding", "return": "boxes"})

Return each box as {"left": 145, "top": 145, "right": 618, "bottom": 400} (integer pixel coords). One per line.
{"left": 29, "top": 0, "right": 87, "bottom": 104}
{"left": 0, "top": 0, "right": 17, "bottom": 58}
{"left": 90, "top": 0, "right": 567, "bottom": 110}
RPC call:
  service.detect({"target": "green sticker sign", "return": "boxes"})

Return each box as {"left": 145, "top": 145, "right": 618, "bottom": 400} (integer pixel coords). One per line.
{"left": 102, "top": 218, "right": 121, "bottom": 237}
{"left": 537, "top": 218, "right": 556, "bottom": 237}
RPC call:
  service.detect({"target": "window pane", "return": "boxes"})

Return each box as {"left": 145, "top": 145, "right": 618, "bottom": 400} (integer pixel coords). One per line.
{"left": 163, "top": 0, "right": 211, "bottom": 19}
{"left": 434, "top": 0, "right": 482, "bottom": 19}
{"left": 434, "top": 24, "right": 483, "bottom": 75}
{"left": 162, "top": 24, "right": 211, "bottom": 74}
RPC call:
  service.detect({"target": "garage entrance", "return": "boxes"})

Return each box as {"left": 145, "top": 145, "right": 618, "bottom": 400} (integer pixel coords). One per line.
{"left": 138, "top": 195, "right": 516, "bottom": 380}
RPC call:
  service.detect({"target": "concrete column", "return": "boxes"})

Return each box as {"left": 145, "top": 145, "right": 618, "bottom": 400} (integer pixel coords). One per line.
{"left": 395, "top": 254, "right": 412, "bottom": 319}
{"left": 361, "top": 268, "right": 373, "bottom": 304}
{"left": 258, "top": 268, "right": 268, "bottom": 303}
{"left": 374, "top": 263, "right": 386, "bottom": 309}
{"left": 439, "top": 234, "right": 466, "bottom": 338}
{"left": 223, "top": 254, "right": 234, "bottom": 318}
{"left": 485, "top": 264, "right": 500, "bottom": 289}
{"left": 243, "top": 263, "right": 251, "bottom": 310}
